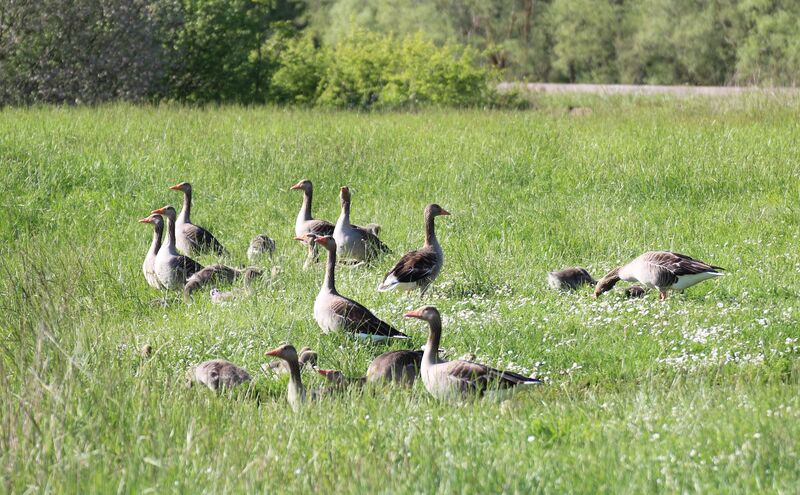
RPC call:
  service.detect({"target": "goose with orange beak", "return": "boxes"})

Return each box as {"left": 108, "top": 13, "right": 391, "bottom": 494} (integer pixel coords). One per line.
{"left": 290, "top": 179, "right": 335, "bottom": 238}
{"left": 168, "top": 182, "right": 227, "bottom": 256}
{"left": 313, "top": 235, "right": 408, "bottom": 341}
{"left": 138, "top": 214, "right": 165, "bottom": 289}
{"left": 151, "top": 205, "right": 204, "bottom": 291}
{"left": 333, "top": 186, "right": 390, "bottom": 263}
{"left": 404, "top": 305, "right": 541, "bottom": 400}
{"left": 378, "top": 203, "right": 449, "bottom": 294}
{"left": 265, "top": 344, "right": 321, "bottom": 410}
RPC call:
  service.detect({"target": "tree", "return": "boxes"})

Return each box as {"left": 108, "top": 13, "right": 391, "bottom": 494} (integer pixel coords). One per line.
{"left": 735, "top": 0, "right": 800, "bottom": 86}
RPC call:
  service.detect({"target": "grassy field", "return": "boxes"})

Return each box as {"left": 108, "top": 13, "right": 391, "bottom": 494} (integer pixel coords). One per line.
{"left": 2, "top": 95, "right": 800, "bottom": 493}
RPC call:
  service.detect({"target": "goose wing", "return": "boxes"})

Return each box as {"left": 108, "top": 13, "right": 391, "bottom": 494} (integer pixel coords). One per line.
{"left": 328, "top": 296, "right": 407, "bottom": 338}
{"left": 443, "top": 360, "right": 541, "bottom": 394}
{"left": 381, "top": 249, "right": 439, "bottom": 285}
{"left": 183, "top": 223, "right": 227, "bottom": 255}
{"left": 305, "top": 220, "right": 335, "bottom": 236}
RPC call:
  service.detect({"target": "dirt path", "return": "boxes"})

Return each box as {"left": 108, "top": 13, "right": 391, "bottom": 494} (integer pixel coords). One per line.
{"left": 498, "top": 82, "right": 798, "bottom": 96}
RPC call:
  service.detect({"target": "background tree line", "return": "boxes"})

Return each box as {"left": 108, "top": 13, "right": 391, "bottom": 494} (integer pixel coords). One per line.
{"left": 1, "top": 0, "right": 798, "bottom": 106}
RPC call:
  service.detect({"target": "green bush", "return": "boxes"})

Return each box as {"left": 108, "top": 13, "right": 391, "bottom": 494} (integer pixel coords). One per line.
{"left": 272, "top": 29, "right": 498, "bottom": 109}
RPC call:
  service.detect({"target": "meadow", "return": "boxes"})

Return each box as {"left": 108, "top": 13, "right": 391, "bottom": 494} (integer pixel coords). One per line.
{"left": 2, "top": 95, "right": 800, "bottom": 493}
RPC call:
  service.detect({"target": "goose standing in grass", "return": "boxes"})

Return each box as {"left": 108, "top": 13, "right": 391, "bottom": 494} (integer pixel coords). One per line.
{"left": 186, "top": 360, "right": 251, "bottom": 391}
{"left": 138, "top": 214, "right": 165, "bottom": 289}
{"left": 168, "top": 182, "right": 227, "bottom": 256}
{"left": 291, "top": 179, "right": 335, "bottom": 237}
{"left": 404, "top": 305, "right": 541, "bottom": 400}
{"left": 293, "top": 233, "right": 320, "bottom": 269}
{"left": 151, "top": 206, "right": 204, "bottom": 291}
{"left": 262, "top": 347, "right": 318, "bottom": 375}
{"left": 594, "top": 251, "right": 725, "bottom": 300}
{"left": 313, "top": 235, "right": 408, "bottom": 341}
{"left": 333, "top": 186, "right": 390, "bottom": 263}
{"left": 265, "top": 344, "right": 322, "bottom": 410}
{"left": 378, "top": 203, "right": 449, "bottom": 293}
{"left": 547, "top": 267, "right": 596, "bottom": 291}
{"left": 247, "top": 234, "right": 275, "bottom": 262}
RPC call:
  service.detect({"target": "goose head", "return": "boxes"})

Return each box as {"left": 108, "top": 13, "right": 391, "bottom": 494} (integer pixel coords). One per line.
{"left": 168, "top": 182, "right": 192, "bottom": 193}
{"left": 293, "top": 233, "right": 318, "bottom": 246}
{"left": 425, "top": 204, "right": 451, "bottom": 217}
{"left": 138, "top": 214, "right": 164, "bottom": 228}
{"left": 593, "top": 267, "right": 621, "bottom": 298}
{"left": 316, "top": 368, "right": 345, "bottom": 384}
{"left": 151, "top": 205, "right": 177, "bottom": 222}
{"left": 313, "top": 235, "right": 336, "bottom": 253}
{"left": 403, "top": 305, "right": 440, "bottom": 323}
{"left": 290, "top": 179, "right": 312, "bottom": 192}
{"left": 265, "top": 343, "right": 299, "bottom": 363}
{"left": 339, "top": 186, "right": 351, "bottom": 206}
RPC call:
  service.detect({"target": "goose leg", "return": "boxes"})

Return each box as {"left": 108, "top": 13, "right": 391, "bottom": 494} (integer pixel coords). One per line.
{"left": 659, "top": 290, "right": 668, "bottom": 301}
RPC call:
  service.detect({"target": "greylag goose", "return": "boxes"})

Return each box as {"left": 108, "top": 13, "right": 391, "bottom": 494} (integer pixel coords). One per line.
{"left": 183, "top": 264, "right": 262, "bottom": 300}
{"left": 377, "top": 204, "right": 449, "bottom": 293}
{"left": 265, "top": 344, "right": 321, "bottom": 410}
{"left": 151, "top": 206, "right": 204, "bottom": 291}
{"left": 333, "top": 187, "right": 390, "bottom": 263}
{"left": 138, "top": 214, "right": 165, "bottom": 289}
{"left": 404, "top": 305, "right": 541, "bottom": 400}
{"left": 262, "top": 347, "right": 318, "bottom": 375}
{"left": 594, "top": 251, "right": 725, "bottom": 300}
{"left": 291, "top": 179, "right": 335, "bottom": 237}
{"left": 313, "top": 235, "right": 408, "bottom": 341}
{"left": 168, "top": 182, "right": 227, "bottom": 256}
{"left": 547, "top": 267, "right": 596, "bottom": 290}
{"left": 366, "top": 349, "right": 423, "bottom": 385}
{"left": 293, "top": 233, "right": 321, "bottom": 269}
{"left": 186, "top": 359, "right": 251, "bottom": 391}
{"left": 247, "top": 234, "right": 275, "bottom": 262}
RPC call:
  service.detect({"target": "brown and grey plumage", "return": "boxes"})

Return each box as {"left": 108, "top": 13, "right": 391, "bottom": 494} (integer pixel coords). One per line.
{"left": 247, "top": 234, "right": 276, "bottom": 262}
{"left": 378, "top": 204, "right": 449, "bottom": 294}
{"left": 186, "top": 359, "right": 251, "bottom": 391}
{"left": 262, "top": 347, "right": 318, "bottom": 375}
{"left": 313, "top": 235, "right": 408, "bottom": 342}
{"left": 547, "top": 267, "right": 596, "bottom": 290}
{"left": 624, "top": 285, "right": 647, "bottom": 298}
{"left": 594, "top": 251, "right": 725, "bottom": 300}
{"left": 151, "top": 206, "right": 204, "bottom": 291}
{"left": 139, "top": 214, "right": 165, "bottom": 289}
{"left": 367, "top": 350, "right": 423, "bottom": 386}
{"left": 183, "top": 264, "right": 262, "bottom": 299}
{"left": 333, "top": 186, "right": 390, "bottom": 263}
{"left": 404, "top": 305, "right": 541, "bottom": 400}
{"left": 169, "top": 182, "right": 227, "bottom": 256}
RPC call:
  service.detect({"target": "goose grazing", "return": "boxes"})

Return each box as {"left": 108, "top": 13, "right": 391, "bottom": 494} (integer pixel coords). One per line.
{"left": 291, "top": 179, "right": 335, "bottom": 237}
{"left": 151, "top": 206, "right": 204, "bottom": 291}
{"left": 293, "top": 233, "right": 321, "bottom": 269}
{"left": 265, "top": 344, "right": 321, "bottom": 410}
{"left": 168, "top": 182, "right": 227, "bottom": 256}
{"left": 186, "top": 359, "right": 251, "bottom": 391}
{"left": 138, "top": 214, "right": 165, "bottom": 289}
{"left": 378, "top": 203, "right": 449, "bottom": 293}
{"left": 183, "top": 264, "right": 262, "bottom": 300}
{"left": 262, "top": 347, "right": 318, "bottom": 375}
{"left": 594, "top": 251, "right": 725, "bottom": 301}
{"left": 366, "top": 349, "right": 423, "bottom": 386}
{"left": 333, "top": 186, "right": 390, "bottom": 263}
{"left": 404, "top": 305, "right": 541, "bottom": 400}
{"left": 313, "top": 235, "right": 408, "bottom": 341}
{"left": 247, "top": 234, "right": 275, "bottom": 263}
{"left": 547, "top": 267, "right": 596, "bottom": 291}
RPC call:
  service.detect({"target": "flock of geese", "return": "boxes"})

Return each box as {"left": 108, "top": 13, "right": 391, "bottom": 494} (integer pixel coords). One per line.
{"left": 139, "top": 180, "right": 726, "bottom": 406}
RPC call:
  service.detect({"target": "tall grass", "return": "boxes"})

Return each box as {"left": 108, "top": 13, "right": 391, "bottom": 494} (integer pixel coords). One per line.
{"left": 1, "top": 95, "right": 799, "bottom": 493}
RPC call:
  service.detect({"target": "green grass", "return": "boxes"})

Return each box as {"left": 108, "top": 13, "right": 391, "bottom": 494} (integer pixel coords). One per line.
{"left": 2, "top": 95, "right": 800, "bottom": 493}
